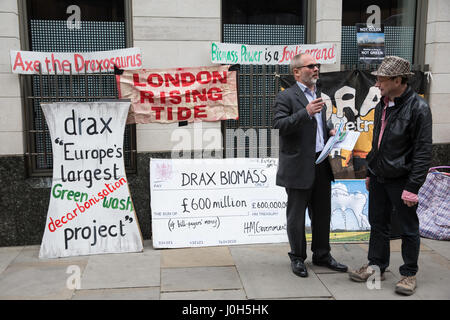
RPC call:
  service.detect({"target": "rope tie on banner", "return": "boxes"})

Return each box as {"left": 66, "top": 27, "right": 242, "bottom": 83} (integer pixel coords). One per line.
{"left": 424, "top": 71, "right": 433, "bottom": 83}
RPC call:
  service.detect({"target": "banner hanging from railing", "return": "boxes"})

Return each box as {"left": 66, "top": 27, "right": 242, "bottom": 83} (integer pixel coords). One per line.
{"left": 279, "top": 69, "right": 427, "bottom": 178}
{"left": 211, "top": 42, "right": 337, "bottom": 65}
{"left": 10, "top": 48, "right": 142, "bottom": 74}
{"left": 116, "top": 65, "right": 239, "bottom": 124}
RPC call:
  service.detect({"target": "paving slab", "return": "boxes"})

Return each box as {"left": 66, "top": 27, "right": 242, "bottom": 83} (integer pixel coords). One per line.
{"left": 0, "top": 259, "right": 86, "bottom": 300}
{"left": 71, "top": 287, "right": 160, "bottom": 300}
{"left": 161, "top": 246, "right": 234, "bottom": 268}
{"left": 161, "top": 289, "right": 247, "bottom": 300}
{"left": 0, "top": 246, "right": 23, "bottom": 274}
{"left": 230, "top": 244, "right": 332, "bottom": 299}
{"left": 80, "top": 249, "right": 160, "bottom": 290}
{"left": 420, "top": 238, "right": 450, "bottom": 260}
{"left": 317, "top": 271, "right": 418, "bottom": 300}
{"left": 308, "top": 243, "right": 369, "bottom": 274}
{"left": 388, "top": 251, "right": 450, "bottom": 300}
{"left": 161, "top": 266, "right": 242, "bottom": 292}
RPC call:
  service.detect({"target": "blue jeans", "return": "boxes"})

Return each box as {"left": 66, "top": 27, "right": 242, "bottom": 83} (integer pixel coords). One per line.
{"left": 367, "top": 174, "right": 420, "bottom": 277}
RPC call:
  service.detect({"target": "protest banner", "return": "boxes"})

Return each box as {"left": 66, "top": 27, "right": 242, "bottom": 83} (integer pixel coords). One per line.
{"left": 10, "top": 48, "right": 142, "bottom": 74}
{"left": 280, "top": 70, "right": 426, "bottom": 178}
{"left": 150, "top": 158, "right": 370, "bottom": 249}
{"left": 116, "top": 65, "right": 239, "bottom": 124}
{"left": 39, "top": 101, "right": 143, "bottom": 258}
{"left": 211, "top": 42, "right": 336, "bottom": 65}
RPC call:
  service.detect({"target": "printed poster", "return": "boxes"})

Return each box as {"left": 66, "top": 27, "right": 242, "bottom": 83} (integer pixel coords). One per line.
{"left": 356, "top": 23, "right": 385, "bottom": 64}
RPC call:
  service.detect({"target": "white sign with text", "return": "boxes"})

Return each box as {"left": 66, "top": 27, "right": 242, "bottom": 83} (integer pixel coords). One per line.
{"left": 150, "top": 158, "right": 288, "bottom": 248}
{"left": 39, "top": 101, "right": 143, "bottom": 258}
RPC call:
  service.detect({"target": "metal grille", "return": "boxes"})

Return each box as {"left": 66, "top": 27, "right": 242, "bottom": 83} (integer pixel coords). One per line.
{"left": 341, "top": 26, "right": 415, "bottom": 65}
{"left": 25, "top": 20, "right": 136, "bottom": 175}
{"left": 223, "top": 24, "right": 304, "bottom": 158}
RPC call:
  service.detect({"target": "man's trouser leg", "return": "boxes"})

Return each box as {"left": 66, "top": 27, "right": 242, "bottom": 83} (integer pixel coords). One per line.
{"left": 368, "top": 176, "right": 391, "bottom": 273}
{"left": 384, "top": 180, "right": 420, "bottom": 276}
{"left": 309, "top": 160, "right": 332, "bottom": 262}
{"left": 285, "top": 188, "right": 309, "bottom": 262}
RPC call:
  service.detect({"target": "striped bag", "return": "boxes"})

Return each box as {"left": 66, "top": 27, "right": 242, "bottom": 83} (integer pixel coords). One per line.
{"left": 417, "top": 166, "right": 450, "bottom": 240}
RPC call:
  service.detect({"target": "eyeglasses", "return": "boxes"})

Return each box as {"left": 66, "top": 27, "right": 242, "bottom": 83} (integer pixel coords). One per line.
{"left": 298, "top": 64, "right": 321, "bottom": 70}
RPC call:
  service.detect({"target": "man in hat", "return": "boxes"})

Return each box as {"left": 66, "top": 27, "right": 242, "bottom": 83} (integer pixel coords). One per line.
{"left": 348, "top": 56, "right": 432, "bottom": 296}
{"left": 273, "top": 53, "right": 348, "bottom": 278}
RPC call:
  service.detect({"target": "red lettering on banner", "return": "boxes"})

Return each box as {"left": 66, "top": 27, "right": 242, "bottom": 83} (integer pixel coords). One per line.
{"left": 25, "top": 60, "right": 34, "bottom": 71}
{"left": 151, "top": 106, "right": 164, "bottom": 120}
{"left": 194, "top": 105, "right": 207, "bottom": 118}
{"left": 192, "top": 89, "right": 207, "bottom": 102}
{"left": 74, "top": 54, "right": 84, "bottom": 72}
{"left": 62, "top": 60, "right": 71, "bottom": 72}
{"left": 177, "top": 107, "right": 191, "bottom": 120}
{"left": 34, "top": 60, "right": 41, "bottom": 72}
{"left": 197, "top": 71, "right": 212, "bottom": 84}
{"left": 208, "top": 87, "right": 223, "bottom": 101}
{"left": 140, "top": 91, "right": 155, "bottom": 103}
{"left": 133, "top": 74, "right": 146, "bottom": 87}
{"left": 212, "top": 71, "right": 227, "bottom": 84}
{"left": 165, "top": 73, "right": 180, "bottom": 87}
{"left": 147, "top": 73, "right": 164, "bottom": 87}
{"left": 167, "top": 107, "right": 173, "bottom": 121}
{"left": 169, "top": 90, "right": 182, "bottom": 104}
{"left": 181, "top": 72, "right": 196, "bottom": 87}
{"left": 12, "top": 52, "right": 25, "bottom": 71}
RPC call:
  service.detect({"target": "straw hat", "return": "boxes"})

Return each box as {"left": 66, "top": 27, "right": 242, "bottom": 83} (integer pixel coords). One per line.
{"left": 371, "top": 56, "right": 414, "bottom": 77}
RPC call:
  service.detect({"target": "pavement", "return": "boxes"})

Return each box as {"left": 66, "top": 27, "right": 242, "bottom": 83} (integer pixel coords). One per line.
{"left": 0, "top": 238, "right": 449, "bottom": 300}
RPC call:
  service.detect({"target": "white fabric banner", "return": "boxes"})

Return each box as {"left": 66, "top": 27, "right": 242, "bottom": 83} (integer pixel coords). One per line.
{"left": 10, "top": 47, "right": 142, "bottom": 74}
{"left": 39, "top": 101, "right": 143, "bottom": 258}
{"left": 211, "top": 42, "right": 337, "bottom": 65}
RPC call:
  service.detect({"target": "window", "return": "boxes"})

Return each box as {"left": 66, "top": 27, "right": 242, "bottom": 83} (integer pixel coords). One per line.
{"left": 222, "top": 0, "right": 307, "bottom": 157}
{"left": 22, "top": 0, "right": 135, "bottom": 176}
{"left": 341, "top": 0, "right": 417, "bottom": 66}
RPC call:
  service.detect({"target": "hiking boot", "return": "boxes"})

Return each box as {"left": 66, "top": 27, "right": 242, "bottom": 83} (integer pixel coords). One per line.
{"left": 395, "top": 276, "right": 417, "bottom": 296}
{"left": 348, "top": 264, "right": 386, "bottom": 282}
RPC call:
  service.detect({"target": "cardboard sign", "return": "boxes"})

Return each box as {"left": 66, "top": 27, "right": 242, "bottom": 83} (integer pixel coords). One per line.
{"left": 10, "top": 48, "right": 142, "bottom": 74}
{"left": 150, "top": 158, "right": 370, "bottom": 249}
{"left": 39, "top": 101, "right": 143, "bottom": 258}
{"left": 211, "top": 42, "right": 337, "bottom": 65}
{"left": 116, "top": 65, "right": 239, "bottom": 124}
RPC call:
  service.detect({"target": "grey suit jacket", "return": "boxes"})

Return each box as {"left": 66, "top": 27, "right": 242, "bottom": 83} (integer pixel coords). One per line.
{"left": 272, "top": 83, "right": 334, "bottom": 189}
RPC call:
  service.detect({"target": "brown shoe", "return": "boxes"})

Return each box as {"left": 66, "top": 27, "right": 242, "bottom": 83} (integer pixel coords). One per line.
{"left": 395, "top": 276, "right": 417, "bottom": 296}
{"left": 348, "top": 264, "right": 386, "bottom": 282}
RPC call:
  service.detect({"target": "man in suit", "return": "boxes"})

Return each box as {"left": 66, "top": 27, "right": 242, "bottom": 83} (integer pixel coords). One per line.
{"left": 273, "top": 53, "right": 348, "bottom": 277}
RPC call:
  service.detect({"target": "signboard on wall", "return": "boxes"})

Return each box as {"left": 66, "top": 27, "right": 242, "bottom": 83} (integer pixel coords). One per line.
{"left": 211, "top": 42, "right": 337, "bottom": 65}
{"left": 116, "top": 65, "right": 239, "bottom": 124}
{"left": 10, "top": 48, "right": 142, "bottom": 74}
{"left": 150, "top": 158, "right": 370, "bottom": 249}
{"left": 39, "top": 101, "right": 143, "bottom": 259}
{"left": 356, "top": 23, "right": 385, "bottom": 64}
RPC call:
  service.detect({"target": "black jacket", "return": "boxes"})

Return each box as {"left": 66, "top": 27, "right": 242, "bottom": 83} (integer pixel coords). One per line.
{"left": 273, "top": 83, "right": 334, "bottom": 189}
{"left": 366, "top": 85, "right": 432, "bottom": 194}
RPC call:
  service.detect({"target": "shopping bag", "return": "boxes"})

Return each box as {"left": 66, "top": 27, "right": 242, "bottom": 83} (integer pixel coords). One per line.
{"left": 417, "top": 166, "right": 450, "bottom": 240}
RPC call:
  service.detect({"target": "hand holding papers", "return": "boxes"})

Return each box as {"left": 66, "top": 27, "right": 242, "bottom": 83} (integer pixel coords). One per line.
{"left": 315, "top": 122, "right": 360, "bottom": 164}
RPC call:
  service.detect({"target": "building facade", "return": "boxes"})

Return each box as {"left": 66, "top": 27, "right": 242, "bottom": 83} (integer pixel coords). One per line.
{"left": 1, "top": 0, "right": 449, "bottom": 246}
